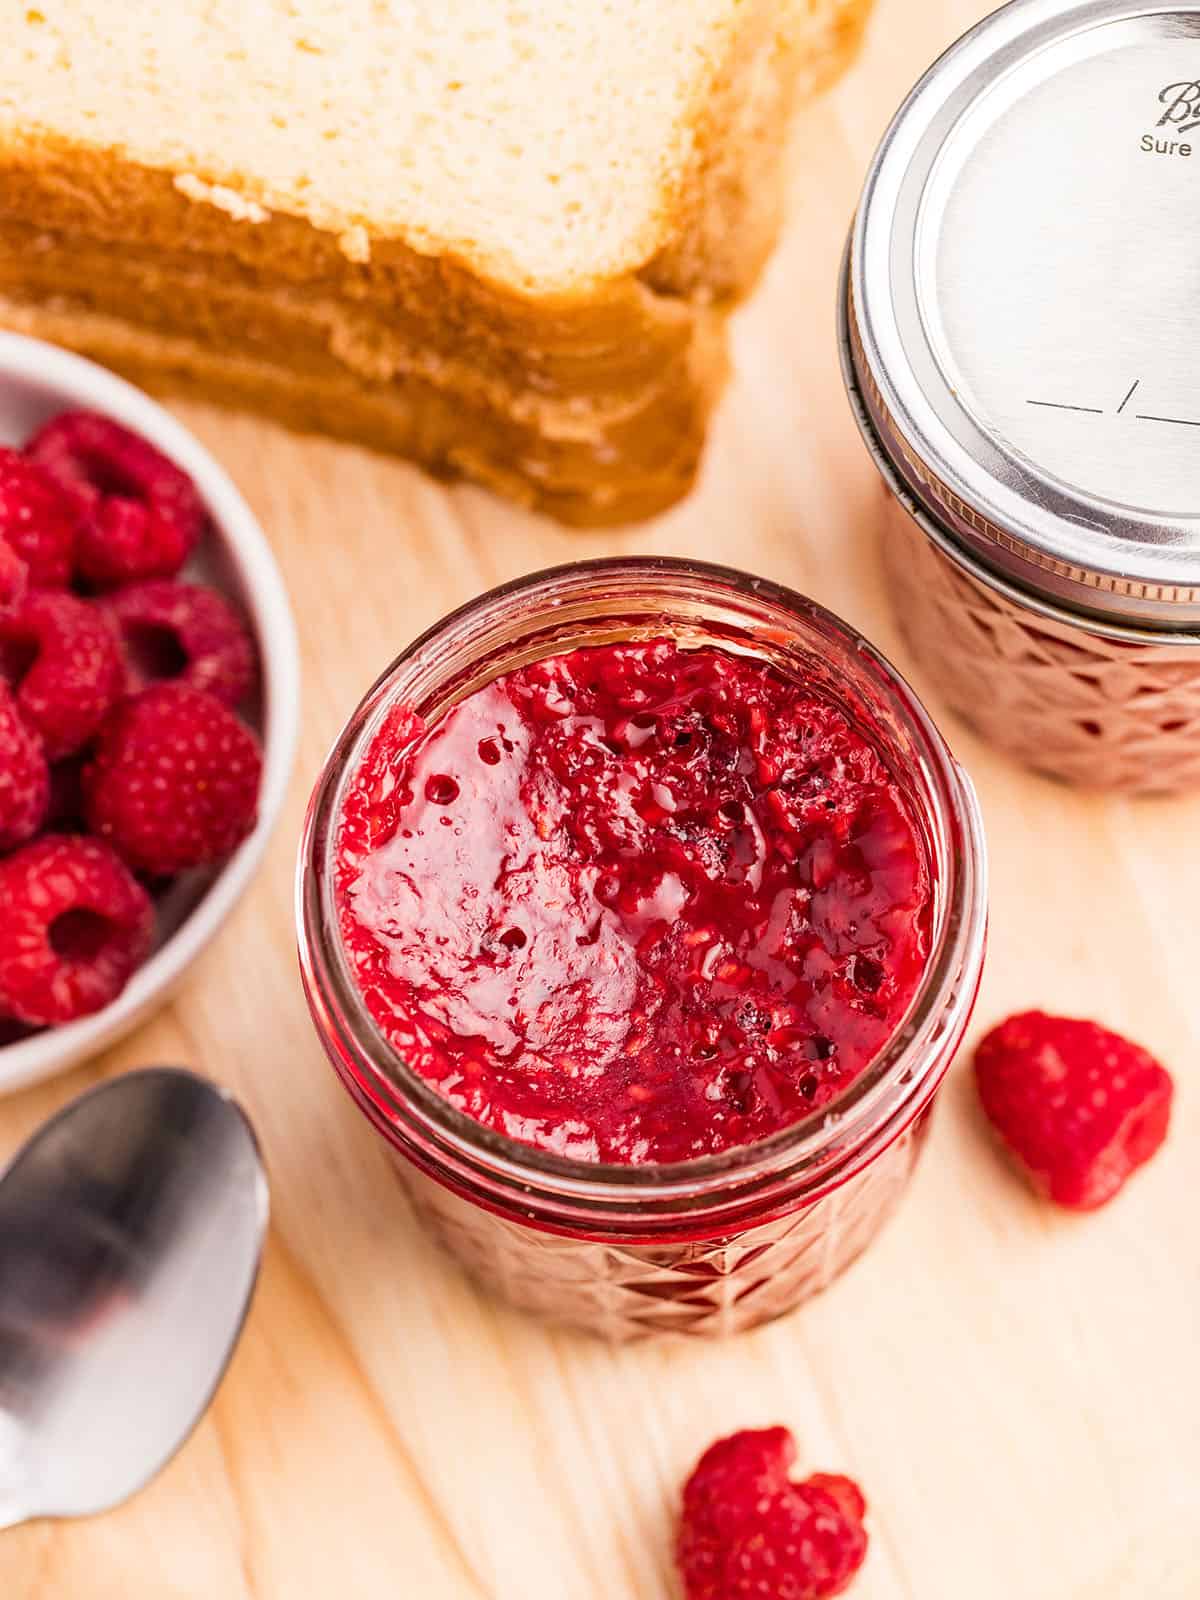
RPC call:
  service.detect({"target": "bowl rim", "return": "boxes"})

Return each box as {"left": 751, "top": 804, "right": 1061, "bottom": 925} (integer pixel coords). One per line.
{"left": 0, "top": 331, "right": 301, "bottom": 1096}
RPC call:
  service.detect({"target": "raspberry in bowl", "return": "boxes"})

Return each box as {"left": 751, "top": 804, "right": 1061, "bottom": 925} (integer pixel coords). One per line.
{"left": 0, "top": 332, "right": 299, "bottom": 1095}
{"left": 299, "top": 559, "right": 987, "bottom": 1338}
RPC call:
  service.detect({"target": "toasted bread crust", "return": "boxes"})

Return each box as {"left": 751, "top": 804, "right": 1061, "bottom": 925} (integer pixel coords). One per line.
{"left": 642, "top": 0, "right": 872, "bottom": 300}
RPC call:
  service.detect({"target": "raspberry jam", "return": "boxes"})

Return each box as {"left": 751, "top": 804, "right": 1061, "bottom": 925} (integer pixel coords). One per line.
{"left": 299, "top": 560, "right": 987, "bottom": 1337}
{"left": 337, "top": 640, "right": 931, "bottom": 1164}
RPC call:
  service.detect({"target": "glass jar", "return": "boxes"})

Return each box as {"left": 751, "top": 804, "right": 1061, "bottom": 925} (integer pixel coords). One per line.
{"left": 297, "top": 558, "right": 987, "bottom": 1339}
{"left": 876, "top": 488, "right": 1200, "bottom": 792}
{"left": 842, "top": 0, "right": 1200, "bottom": 794}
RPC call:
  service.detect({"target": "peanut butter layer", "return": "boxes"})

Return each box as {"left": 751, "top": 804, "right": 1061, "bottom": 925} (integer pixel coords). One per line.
{"left": 0, "top": 222, "right": 713, "bottom": 414}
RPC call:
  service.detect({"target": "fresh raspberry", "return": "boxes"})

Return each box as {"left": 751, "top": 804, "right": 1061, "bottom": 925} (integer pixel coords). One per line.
{"left": 0, "top": 589, "right": 124, "bottom": 760}
{"left": 98, "top": 579, "right": 257, "bottom": 707}
{"left": 678, "top": 1428, "right": 869, "bottom": 1600}
{"left": 0, "top": 446, "right": 78, "bottom": 587}
{"left": 0, "top": 535, "right": 27, "bottom": 613}
{"left": 974, "top": 1011, "right": 1173, "bottom": 1209}
{"left": 26, "top": 411, "right": 206, "bottom": 587}
{"left": 42, "top": 753, "right": 88, "bottom": 834}
{"left": 83, "top": 683, "right": 262, "bottom": 876}
{"left": 0, "top": 680, "right": 49, "bottom": 851}
{"left": 0, "top": 835, "right": 153, "bottom": 1025}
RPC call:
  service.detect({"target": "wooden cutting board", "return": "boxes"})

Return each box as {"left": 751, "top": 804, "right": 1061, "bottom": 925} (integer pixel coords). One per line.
{"left": 4, "top": 1, "right": 1197, "bottom": 1594}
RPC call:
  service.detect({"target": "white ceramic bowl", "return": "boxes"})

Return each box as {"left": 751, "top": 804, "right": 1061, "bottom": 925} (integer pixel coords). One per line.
{"left": 0, "top": 333, "right": 300, "bottom": 1096}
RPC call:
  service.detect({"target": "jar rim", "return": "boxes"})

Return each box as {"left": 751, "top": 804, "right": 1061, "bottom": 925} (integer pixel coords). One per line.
{"left": 838, "top": 247, "right": 1200, "bottom": 648}
{"left": 297, "top": 556, "right": 988, "bottom": 1229}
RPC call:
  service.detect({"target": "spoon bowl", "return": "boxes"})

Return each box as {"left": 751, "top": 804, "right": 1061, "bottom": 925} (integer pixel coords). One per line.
{"left": 0, "top": 1068, "right": 267, "bottom": 1529}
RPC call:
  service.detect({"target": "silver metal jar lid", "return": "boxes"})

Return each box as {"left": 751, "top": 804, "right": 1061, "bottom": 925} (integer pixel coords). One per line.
{"left": 846, "top": 0, "right": 1200, "bottom": 626}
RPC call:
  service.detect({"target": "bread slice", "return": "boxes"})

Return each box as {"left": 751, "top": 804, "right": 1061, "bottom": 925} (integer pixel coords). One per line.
{"left": 0, "top": 0, "right": 871, "bottom": 523}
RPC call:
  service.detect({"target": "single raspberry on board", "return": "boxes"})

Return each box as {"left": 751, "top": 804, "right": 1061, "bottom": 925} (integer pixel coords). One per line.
{"left": 98, "top": 579, "right": 257, "bottom": 706}
{"left": 974, "top": 1010, "right": 1173, "bottom": 1209}
{"left": 26, "top": 411, "right": 206, "bottom": 586}
{"left": 0, "top": 834, "right": 153, "bottom": 1025}
{"left": 0, "top": 680, "right": 49, "bottom": 851}
{"left": 678, "top": 1427, "right": 869, "bottom": 1600}
{"left": 0, "top": 446, "right": 78, "bottom": 587}
{"left": 0, "top": 535, "right": 27, "bottom": 613}
{"left": 83, "top": 683, "right": 262, "bottom": 876}
{"left": 0, "top": 588, "right": 124, "bottom": 760}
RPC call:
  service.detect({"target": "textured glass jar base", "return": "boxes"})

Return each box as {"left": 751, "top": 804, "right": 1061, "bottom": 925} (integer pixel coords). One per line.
{"left": 394, "top": 1116, "right": 929, "bottom": 1341}
{"left": 883, "top": 497, "right": 1200, "bottom": 794}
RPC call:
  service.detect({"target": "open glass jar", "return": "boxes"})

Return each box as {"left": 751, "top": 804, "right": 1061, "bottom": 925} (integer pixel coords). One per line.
{"left": 297, "top": 558, "right": 987, "bottom": 1339}
{"left": 842, "top": 0, "right": 1200, "bottom": 793}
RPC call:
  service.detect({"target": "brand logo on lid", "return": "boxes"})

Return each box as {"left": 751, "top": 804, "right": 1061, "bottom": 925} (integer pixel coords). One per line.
{"left": 1158, "top": 80, "right": 1200, "bottom": 134}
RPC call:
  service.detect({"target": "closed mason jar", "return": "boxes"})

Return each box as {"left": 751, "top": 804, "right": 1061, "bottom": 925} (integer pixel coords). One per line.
{"left": 297, "top": 558, "right": 987, "bottom": 1339}
{"left": 842, "top": 0, "right": 1200, "bottom": 794}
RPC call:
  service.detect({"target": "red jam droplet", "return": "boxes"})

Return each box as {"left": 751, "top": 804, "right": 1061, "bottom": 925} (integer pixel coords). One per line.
{"left": 337, "top": 640, "right": 932, "bottom": 1164}
{"left": 424, "top": 774, "right": 459, "bottom": 805}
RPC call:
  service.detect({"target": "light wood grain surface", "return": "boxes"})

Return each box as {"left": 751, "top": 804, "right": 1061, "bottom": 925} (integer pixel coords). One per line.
{"left": 5, "top": 2, "right": 1199, "bottom": 1595}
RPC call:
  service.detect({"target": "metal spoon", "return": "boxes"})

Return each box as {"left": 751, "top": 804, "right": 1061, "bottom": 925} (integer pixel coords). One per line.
{"left": 0, "top": 1067, "right": 268, "bottom": 1530}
